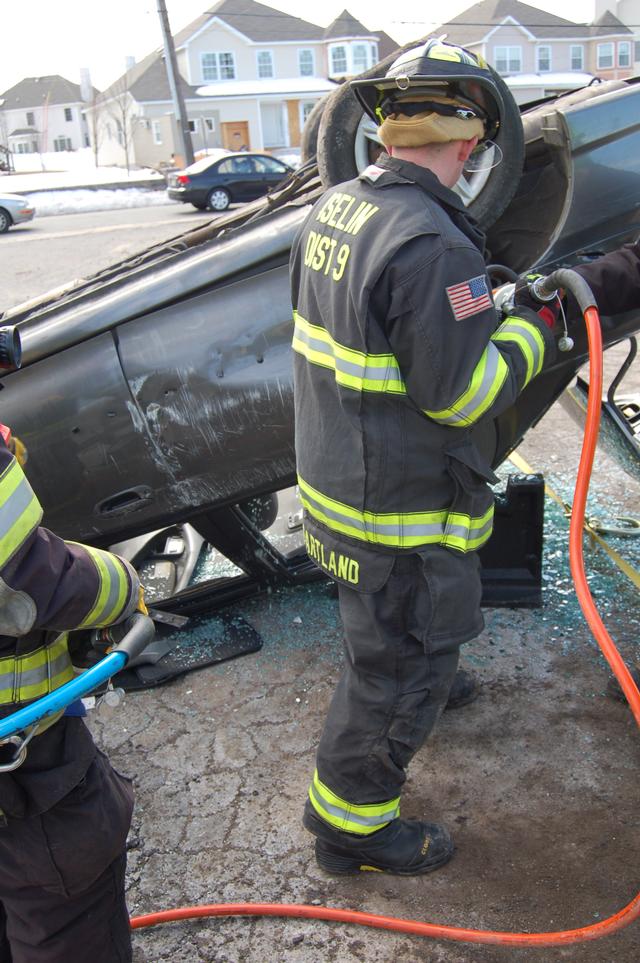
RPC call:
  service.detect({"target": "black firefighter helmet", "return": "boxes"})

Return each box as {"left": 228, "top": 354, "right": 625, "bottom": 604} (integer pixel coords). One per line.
{"left": 350, "top": 38, "right": 504, "bottom": 143}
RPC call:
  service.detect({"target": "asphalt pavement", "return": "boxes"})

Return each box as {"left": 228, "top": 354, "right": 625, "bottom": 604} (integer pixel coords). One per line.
{"left": 0, "top": 203, "right": 215, "bottom": 311}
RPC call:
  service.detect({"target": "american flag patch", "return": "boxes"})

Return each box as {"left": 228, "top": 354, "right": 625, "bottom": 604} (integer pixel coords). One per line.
{"left": 446, "top": 275, "right": 493, "bottom": 320}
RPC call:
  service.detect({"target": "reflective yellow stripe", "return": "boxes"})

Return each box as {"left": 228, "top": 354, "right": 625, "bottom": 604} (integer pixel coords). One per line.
{"left": 0, "top": 633, "right": 74, "bottom": 706}
{"left": 424, "top": 344, "right": 509, "bottom": 427}
{"left": 69, "top": 544, "right": 130, "bottom": 628}
{"left": 492, "top": 316, "right": 545, "bottom": 387}
{"left": 293, "top": 312, "right": 407, "bottom": 394}
{"left": 298, "top": 475, "right": 494, "bottom": 552}
{"left": 0, "top": 457, "right": 43, "bottom": 568}
{"left": 309, "top": 769, "right": 400, "bottom": 835}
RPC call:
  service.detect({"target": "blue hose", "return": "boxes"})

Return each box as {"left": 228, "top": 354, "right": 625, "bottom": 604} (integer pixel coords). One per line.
{"left": 0, "top": 613, "right": 154, "bottom": 740}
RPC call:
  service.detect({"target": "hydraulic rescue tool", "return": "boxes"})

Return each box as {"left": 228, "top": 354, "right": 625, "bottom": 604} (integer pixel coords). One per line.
{"left": 2, "top": 273, "right": 640, "bottom": 949}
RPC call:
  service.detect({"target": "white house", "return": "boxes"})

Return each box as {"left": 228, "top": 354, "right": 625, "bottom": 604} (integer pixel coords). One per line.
{"left": 90, "top": 0, "right": 398, "bottom": 168}
{"left": 0, "top": 75, "right": 96, "bottom": 156}
{"left": 435, "top": 0, "right": 634, "bottom": 104}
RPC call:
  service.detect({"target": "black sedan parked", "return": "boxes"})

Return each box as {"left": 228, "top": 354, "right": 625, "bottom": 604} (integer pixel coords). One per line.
{"left": 167, "top": 151, "right": 294, "bottom": 211}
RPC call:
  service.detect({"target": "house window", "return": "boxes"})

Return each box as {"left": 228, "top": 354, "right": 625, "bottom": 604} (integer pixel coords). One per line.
{"left": 300, "top": 100, "right": 316, "bottom": 127}
{"left": 152, "top": 120, "right": 163, "bottom": 144}
{"left": 352, "top": 44, "right": 370, "bottom": 73}
{"left": 330, "top": 45, "right": 348, "bottom": 75}
{"left": 218, "top": 52, "right": 235, "bottom": 80}
{"left": 494, "top": 46, "right": 522, "bottom": 73}
{"left": 64, "top": 107, "right": 73, "bottom": 122}
{"left": 570, "top": 45, "right": 584, "bottom": 70}
{"left": 299, "top": 48, "right": 314, "bottom": 76}
{"left": 202, "top": 53, "right": 218, "bottom": 81}
{"left": 619, "top": 41, "right": 631, "bottom": 67}
{"left": 257, "top": 51, "right": 274, "bottom": 79}
{"left": 26, "top": 111, "right": 35, "bottom": 127}
{"left": 201, "top": 52, "right": 236, "bottom": 82}
{"left": 536, "top": 46, "right": 551, "bottom": 72}
{"left": 597, "top": 42, "right": 614, "bottom": 69}
{"left": 53, "top": 136, "right": 72, "bottom": 151}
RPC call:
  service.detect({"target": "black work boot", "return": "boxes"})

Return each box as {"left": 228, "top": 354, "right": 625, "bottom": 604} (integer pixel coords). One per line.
{"left": 445, "top": 669, "right": 479, "bottom": 710}
{"left": 303, "top": 801, "right": 454, "bottom": 876}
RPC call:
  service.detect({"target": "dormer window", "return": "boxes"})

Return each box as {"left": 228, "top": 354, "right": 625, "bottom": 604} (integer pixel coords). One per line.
{"left": 329, "top": 41, "right": 378, "bottom": 77}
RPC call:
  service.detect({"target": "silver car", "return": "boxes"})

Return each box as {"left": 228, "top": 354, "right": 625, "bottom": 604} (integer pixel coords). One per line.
{"left": 0, "top": 192, "right": 35, "bottom": 233}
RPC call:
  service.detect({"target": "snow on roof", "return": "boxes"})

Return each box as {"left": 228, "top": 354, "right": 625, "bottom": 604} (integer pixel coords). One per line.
{"left": 504, "top": 71, "right": 594, "bottom": 88}
{"left": 196, "top": 77, "right": 338, "bottom": 98}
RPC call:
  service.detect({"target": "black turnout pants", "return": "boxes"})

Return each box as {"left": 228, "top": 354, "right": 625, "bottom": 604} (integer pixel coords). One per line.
{"left": 316, "top": 547, "right": 483, "bottom": 807}
{"left": 0, "top": 751, "right": 134, "bottom": 963}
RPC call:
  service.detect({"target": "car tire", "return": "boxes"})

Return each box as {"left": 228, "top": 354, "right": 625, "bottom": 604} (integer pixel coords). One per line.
{"left": 0, "top": 209, "right": 12, "bottom": 234}
{"left": 300, "top": 96, "right": 328, "bottom": 162}
{"left": 316, "top": 55, "right": 524, "bottom": 232}
{"left": 207, "top": 188, "right": 231, "bottom": 212}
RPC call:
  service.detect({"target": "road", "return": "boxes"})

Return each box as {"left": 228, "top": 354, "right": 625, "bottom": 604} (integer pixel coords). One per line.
{"left": 1, "top": 202, "right": 216, "bottom": 311}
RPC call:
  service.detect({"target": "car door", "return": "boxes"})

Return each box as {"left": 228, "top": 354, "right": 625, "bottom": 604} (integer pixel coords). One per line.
{"left": 215, "top": 156, "right": 255, "bottom": 202}
{"left": 252, "top": 156, "right": 290, "bottom": 195}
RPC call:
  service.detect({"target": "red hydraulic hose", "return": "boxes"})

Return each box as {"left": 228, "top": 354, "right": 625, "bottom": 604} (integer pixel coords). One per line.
{"left": 132, "top": 303, "right": 640, "bottom": 946}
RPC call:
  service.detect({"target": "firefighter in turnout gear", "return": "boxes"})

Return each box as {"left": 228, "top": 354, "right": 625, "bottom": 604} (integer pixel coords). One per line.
{"left": 290, "top": 39, "right": 557, "bottom": 876}
{"left": 0, "top": 425, "right": 143, "bottom": 962}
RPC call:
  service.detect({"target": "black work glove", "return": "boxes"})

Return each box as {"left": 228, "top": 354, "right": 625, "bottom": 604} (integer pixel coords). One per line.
{"left": 514, "top": 272, "right": 562, "bottom": 330}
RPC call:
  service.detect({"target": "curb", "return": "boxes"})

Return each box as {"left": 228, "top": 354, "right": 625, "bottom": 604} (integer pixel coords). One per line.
{"left": 4, "top": 178, "right": 166, "bottom": 196}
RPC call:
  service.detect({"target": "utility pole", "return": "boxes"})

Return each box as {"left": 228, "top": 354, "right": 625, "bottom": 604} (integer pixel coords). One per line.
{"left": 157, "top": 0, "right": 194, "bottom": 166}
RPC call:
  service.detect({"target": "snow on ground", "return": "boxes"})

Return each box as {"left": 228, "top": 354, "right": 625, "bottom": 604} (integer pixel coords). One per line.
{"left": 2, "top": 147, "right": 164, "bottom": 195}
{"left": 21, "top": 187, "right": 173, "bottom": 217}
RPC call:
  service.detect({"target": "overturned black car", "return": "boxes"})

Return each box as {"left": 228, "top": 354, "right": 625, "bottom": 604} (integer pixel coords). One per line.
{"left": 2, "top": 63, "right": 640, "bottom": 610}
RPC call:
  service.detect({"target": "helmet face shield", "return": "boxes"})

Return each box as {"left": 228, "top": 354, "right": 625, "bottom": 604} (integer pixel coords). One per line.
{"left": 351, "top": 39, "right": 504, "bottom": 144}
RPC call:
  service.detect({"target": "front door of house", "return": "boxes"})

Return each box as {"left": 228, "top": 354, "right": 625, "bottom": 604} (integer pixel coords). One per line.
{"left": 221, "top": 121, "right": 250, "bottom": 151}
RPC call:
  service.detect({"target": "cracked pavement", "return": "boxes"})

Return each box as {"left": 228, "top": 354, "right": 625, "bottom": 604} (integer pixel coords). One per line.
{"left": 89, "top": 347, "right": 640, "bottom": 963}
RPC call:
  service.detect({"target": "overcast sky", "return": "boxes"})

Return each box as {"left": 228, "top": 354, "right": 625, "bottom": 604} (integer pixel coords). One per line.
{"left": 3, "top": 0, "right": 599, "bottom": 96}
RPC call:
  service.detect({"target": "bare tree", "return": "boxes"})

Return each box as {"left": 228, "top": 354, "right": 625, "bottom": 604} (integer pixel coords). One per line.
{"left": 106, "top": 75, "right": 138, "bottom": 172}
{"left": 86, "top": 95, "right": 104, "bottom": 167}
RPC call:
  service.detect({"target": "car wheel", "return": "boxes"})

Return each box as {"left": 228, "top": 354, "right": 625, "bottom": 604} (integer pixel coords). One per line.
{"left": 0, "top": 209, "right": 12, "bottom": 234}
{"left": 301, "top": 96, "right": 329, "bottom": 162}
{"left": 207, "top": 188, "right": 231, "bottom": 212}
{"left": 316, "top": 55, "right": 524, "bottom": 232}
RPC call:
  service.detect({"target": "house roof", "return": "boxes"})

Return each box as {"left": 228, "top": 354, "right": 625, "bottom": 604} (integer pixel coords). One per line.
{"left": 0, "top": 75, "right": 99, "bottom": 109}
{"left": 435, "top": 0, "right": 630, "bottom": 43}
{"left": 588, "top": 10, "right": 632, "bottom": 37}
{"left": 175, "top": 0, "right": 324, "bottom": 45}
{"left": 323, "top": 10, "right": 375, "bottom": 40}
{"left": 99, "top": 50, "right": 200, "bottom": 105}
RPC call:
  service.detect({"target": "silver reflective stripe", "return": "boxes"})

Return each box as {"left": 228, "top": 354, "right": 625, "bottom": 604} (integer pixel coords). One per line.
{"left": 95, "top": 550, "right": 127, "bottom": 624}
{"left": 297, "top": 326, "right": 399, "bottom": 384}
{"left": 309, "top": 782, "right": 399, "bottom": 829}
{"left": 301, "top": 484, "right": 446, "bottom": 540}
{"left": 0, "top": 647, "right": 70, "bottom": 695}
{"left": 430, "top": 343, "right": 505, "bottom": 426}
